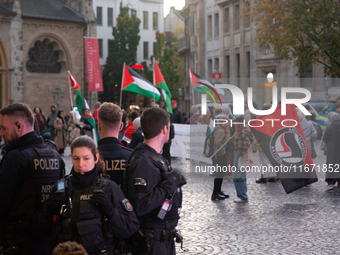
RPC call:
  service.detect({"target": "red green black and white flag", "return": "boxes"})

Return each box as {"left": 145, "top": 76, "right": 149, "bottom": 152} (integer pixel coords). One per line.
{"left": 68, "top": 71, "right": 83, "bottom": 112}
{"left": 122, "top": 63, "right": 160, "bottom": 100}
{"left": 153, "top": 59, "right": 172, "bottom": 113}
{"left": 190, "top": 70, "right": 224, "bottom": 105}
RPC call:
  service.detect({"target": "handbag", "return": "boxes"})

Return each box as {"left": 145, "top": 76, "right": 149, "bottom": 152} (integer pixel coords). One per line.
{"left": 310, "top": 140, "right": 317, "bottom": 159}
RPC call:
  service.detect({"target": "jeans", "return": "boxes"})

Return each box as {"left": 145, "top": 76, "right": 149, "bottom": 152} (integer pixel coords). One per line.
{"left": 233, "top": 150, "right": 248, "bottom": 200}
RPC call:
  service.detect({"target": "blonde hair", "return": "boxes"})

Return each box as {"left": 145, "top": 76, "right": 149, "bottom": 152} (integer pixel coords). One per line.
{"left": 98, "top": 102, "right": 122, "bottom": 129}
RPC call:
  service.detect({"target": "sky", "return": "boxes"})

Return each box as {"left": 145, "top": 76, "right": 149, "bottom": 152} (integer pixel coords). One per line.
{"left": 164, "top": 0, "right": 185, "bottom": 17}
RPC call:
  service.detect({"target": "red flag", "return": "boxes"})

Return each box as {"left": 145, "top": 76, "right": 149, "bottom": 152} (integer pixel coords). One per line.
{"left": 84, "top": 38, "right": 103, "bottom": 92}
{"left": 251, "top": 104, "right": 317, "bottom": 193}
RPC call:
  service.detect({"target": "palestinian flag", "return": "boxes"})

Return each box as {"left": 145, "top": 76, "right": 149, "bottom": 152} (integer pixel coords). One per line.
{"left": 251, "top": 104, "right": 317, "bottom": 194}
{"left": 122, "top": 63, "right": 160, "bottom": 100}
{"left": 153, "top": 59, "right": 172, "bottom": 113}
{"left": 68, "top": 71, "right": 83, "bottom": 112}
{"left": 83, "top": 99, "right": 97, "bottom": 143}
{"left": 190, "top": 70, "right": 224, "bottom": 105}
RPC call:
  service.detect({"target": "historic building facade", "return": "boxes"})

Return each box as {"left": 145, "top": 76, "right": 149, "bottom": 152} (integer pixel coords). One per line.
{"left": 179, "top": 0, "right": 335, "bottom": 115}
{"left": 0, "top": 0, "right": 96, "bottom": 114}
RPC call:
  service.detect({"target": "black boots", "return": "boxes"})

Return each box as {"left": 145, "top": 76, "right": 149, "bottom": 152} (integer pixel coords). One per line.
{"left": 211, "top": 192, "right": 230, "bottom": 201}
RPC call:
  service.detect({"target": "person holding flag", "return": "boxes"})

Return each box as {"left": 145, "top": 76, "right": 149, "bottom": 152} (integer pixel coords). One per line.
{"left": 68, "top": 71, "right": 83, "bottom": 113}
{"left": 79, "top": 108, "right": 94, "bottom": 139}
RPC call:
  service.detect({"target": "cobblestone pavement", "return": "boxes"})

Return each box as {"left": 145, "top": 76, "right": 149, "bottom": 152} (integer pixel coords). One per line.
{"left": 62, "top": 140, "right": 340, "bottom": 254}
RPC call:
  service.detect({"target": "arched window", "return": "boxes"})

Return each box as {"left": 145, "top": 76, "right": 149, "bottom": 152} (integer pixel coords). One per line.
{"left": 26, "top": 41, "right": 61, "bottom": 73}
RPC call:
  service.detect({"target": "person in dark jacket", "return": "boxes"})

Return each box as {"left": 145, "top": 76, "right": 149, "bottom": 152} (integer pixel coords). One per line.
{"left": 0, "top": 103, "right": 65, "bottom": 255}
{"left": 323, "top": 112, "right": 340, "bottom": 191}
{"left": 170, "top": 100, "right": 184, "bottom": 124}
{"left": 97, "top": 102, "right": 132, "bottom": 189}
{"left": 47, "top": 105, "right": 58, "bottom": 141}
{"left": 125, "top": 107, "right": 186, "bottom": 255}
{"left": 128, "top": 117, "right": 144, "bottom": 150}
{"left": 37, "top": 136, "right": 139, "bottom": 254}
{"left": 79, "top": 109, "right": 94, "bottom": 138}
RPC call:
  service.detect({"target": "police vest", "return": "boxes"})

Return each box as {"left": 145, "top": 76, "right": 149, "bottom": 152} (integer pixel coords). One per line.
{"left": 10, "top": 144, "right": 63, "bottom": 220}
{"left": 103, "top": 156, "right": 127, "bottom": 189}
{"left": 56, "top": 175, "right": 113, "bottom": 254}
{"left": 125, "top": 145, "right": 182, "bottom": 223}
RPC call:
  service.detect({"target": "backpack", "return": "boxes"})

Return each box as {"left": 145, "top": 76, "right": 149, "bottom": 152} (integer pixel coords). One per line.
{"left": 203, "top": 129, "right": 216, "bottom": 158}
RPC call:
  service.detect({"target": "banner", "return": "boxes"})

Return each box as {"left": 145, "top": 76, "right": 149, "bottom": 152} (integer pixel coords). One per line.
{"left": 84, "top": 38, "right": 103, "bottom": 92}
{"left": 251, "top": 104, "right": 318, "bottom": 193}
{"left": 170, "top": 124, "right": 212, "bottom": 164}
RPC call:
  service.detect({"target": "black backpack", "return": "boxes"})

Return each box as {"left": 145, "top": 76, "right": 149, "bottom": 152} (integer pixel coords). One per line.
{"left": 203, "top": 129, "right": 216, "bottom": 158}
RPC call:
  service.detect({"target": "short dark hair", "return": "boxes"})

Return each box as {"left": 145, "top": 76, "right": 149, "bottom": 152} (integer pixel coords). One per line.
{"left": 0, "top": 103, "right": 34, "bottom": 127}
{"left": 98, "top": 102, "right": 122, "bottom": 129}
{"left": 141, "top": 108, "right": 169, "bottom": 139}
{"left": 128, "top": 111, "right": 140, "bottom": 121}
{"left": 71, "top": 136, "right": 105, "bottom": 174}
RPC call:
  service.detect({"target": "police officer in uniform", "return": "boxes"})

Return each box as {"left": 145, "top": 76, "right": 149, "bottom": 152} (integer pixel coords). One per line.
{"left": 125, "top": 108, "right": 187, "bottom": 255}
{"left": 97, "top": 103, "right": 132, "bottom": 189}
{"left": 0, "top": 103, "right": 65, "bottom": 254}
{"left": 37, "top": 136, "right": 139, "bottom": 254}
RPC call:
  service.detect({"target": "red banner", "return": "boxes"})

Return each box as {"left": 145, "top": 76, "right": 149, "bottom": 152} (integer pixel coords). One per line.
{"left": 212, "top": 73, "right": 222, "bottom": 79}
{"left": 84, "top": 38, "right": 103, "bottom": 92}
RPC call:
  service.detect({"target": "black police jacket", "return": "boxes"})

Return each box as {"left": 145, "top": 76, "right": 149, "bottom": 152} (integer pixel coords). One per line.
{"left": 44, "top": 167, "right": 139, "bottom": 253}
{"left": 0, "top": 132, "right": 65, "bottom": 220}
{"left": 98, "top": 137, "right": 132, "bottom": 189}
{"left": 125, "top": 143, "right": 180, "bottom": 229}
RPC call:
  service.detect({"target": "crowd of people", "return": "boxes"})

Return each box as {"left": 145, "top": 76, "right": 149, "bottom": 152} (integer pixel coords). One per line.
{"left": 0, "top": 96, "right": 339, "bottom": 255}
{"left": 0, "top": 102, "right": 186, "bottom": 255}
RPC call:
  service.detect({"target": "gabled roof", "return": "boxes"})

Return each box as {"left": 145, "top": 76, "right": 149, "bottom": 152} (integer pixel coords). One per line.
{"left": 0, "top": 2, "right": 16, "bottom": 16}
{"left": 173, "top": 9, "right": 184, "bottom": 21}
{"left": 19, "top": 0, "right": 87, "bottom": 23}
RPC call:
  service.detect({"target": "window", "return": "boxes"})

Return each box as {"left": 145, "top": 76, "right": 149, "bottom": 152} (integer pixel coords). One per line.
{"left": 236, "top": 53, "right": 240, "bottom": 86}
{"left": 214, "top": 58, "right": 219, "bottom": 73}
{"left": 194, "top": 12, "right": 198, "bottom": 36}
{"left": 97, "top": 7, "right": 102, "bottom": 26}
{"left": 207, "top": 15, "right": 212, "bottom": 39}
{"left": 244, "top": 2, "right": 250, "bottom": 28}
{"left": 194, "top": 52, "right": 198, "bottom": 73}
{"left": 208, "top": 59, "right": 213, "bottom": 79}
{"left": 143, "top": 42, "right": 149, "bottom": 60}
{"left": 143, "top": 11, "right": 148, "bottom": 29}
{"left": 214, "top": 13, "right": 219, "bottom": 38}
{"left": 153, "top": 12, "right": 158, "bottom": 30}
{"left": 225, "top": 55, "right": 230, "bottom": 83}
{"left": 26, "top": 41, "right": 61, "bottom": 73}
{"left": 108, "top": 8, "right": 113, "bottom": 26}
{"left": 108, "top": 39, "right": 114, "bottom": 53}
{"left": 153, "top": 42, "right": 157, "bottom": 56}
{"left": 98, "top": 39, "right": 103, "bottom": 58}
{"left": 234, "top": 5, "right": 240, "bottom": 30}
{"left": 300, "top": 61, "right": 313, "bottom": 87}
{"left": 246, "top": 52, "right": 250, "bottom": 86}
{"left": 131, "top": 9, "right": 137, "bottom": 16}
{"left": 224, "top": 8, "right": 229, "bottom": 33}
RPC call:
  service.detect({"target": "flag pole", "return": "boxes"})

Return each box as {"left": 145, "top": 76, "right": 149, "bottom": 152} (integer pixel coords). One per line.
{"left": 152, "top": 58, "right": 155, "bottom": 105}
{"left": 68, "top": 71, "right": 74, "bottom": 110}
{"left": 120, "top": 63, "right": 124, "bottom": 108}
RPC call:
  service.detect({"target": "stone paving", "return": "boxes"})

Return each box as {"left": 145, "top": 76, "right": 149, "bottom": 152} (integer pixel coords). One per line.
{"left": 62, "top": 140, "right": 340, "bottom": 254}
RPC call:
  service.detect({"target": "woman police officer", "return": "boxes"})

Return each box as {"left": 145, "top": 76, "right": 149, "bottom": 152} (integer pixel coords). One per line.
{"left": 36, "top": 136, "right": 139, "bottom": 254}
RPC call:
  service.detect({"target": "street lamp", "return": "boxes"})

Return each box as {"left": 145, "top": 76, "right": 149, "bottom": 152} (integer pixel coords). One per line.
{"left": 52, "top": 85, "right": 64, "bottom": 111}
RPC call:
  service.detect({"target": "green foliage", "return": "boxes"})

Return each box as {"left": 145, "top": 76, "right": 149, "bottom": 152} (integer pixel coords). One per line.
{"left": 102, "top": 4, "right": 141, "bottom": 104}
{"left": 249, "top": 0, "right": 340, "bottom": 77}
{"left": 150, "top": 30, "right": 184, "bottom": 100}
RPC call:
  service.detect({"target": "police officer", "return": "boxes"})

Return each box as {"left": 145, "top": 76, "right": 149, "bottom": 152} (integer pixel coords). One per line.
{"left": 37, "top": 136, "right": 139, "bottom": 254}
{"left": 97, "top": 102, "right": 132, "bottom": 190}
{"left": 0, "top": 103, "right": 65, "bottom": 254}
{"left": 125, "top": 108, "right": 187, "bottom": 255}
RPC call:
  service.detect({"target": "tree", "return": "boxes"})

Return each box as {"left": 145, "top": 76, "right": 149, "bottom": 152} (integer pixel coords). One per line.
{"left": 102, "top": 4, "right": 141, "bottom": 103}
{"left": 249, "top": 0, "right": 340, "bottom": 77}
{"left": 151, "top": 29, "right": 184, "bottom": 100}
